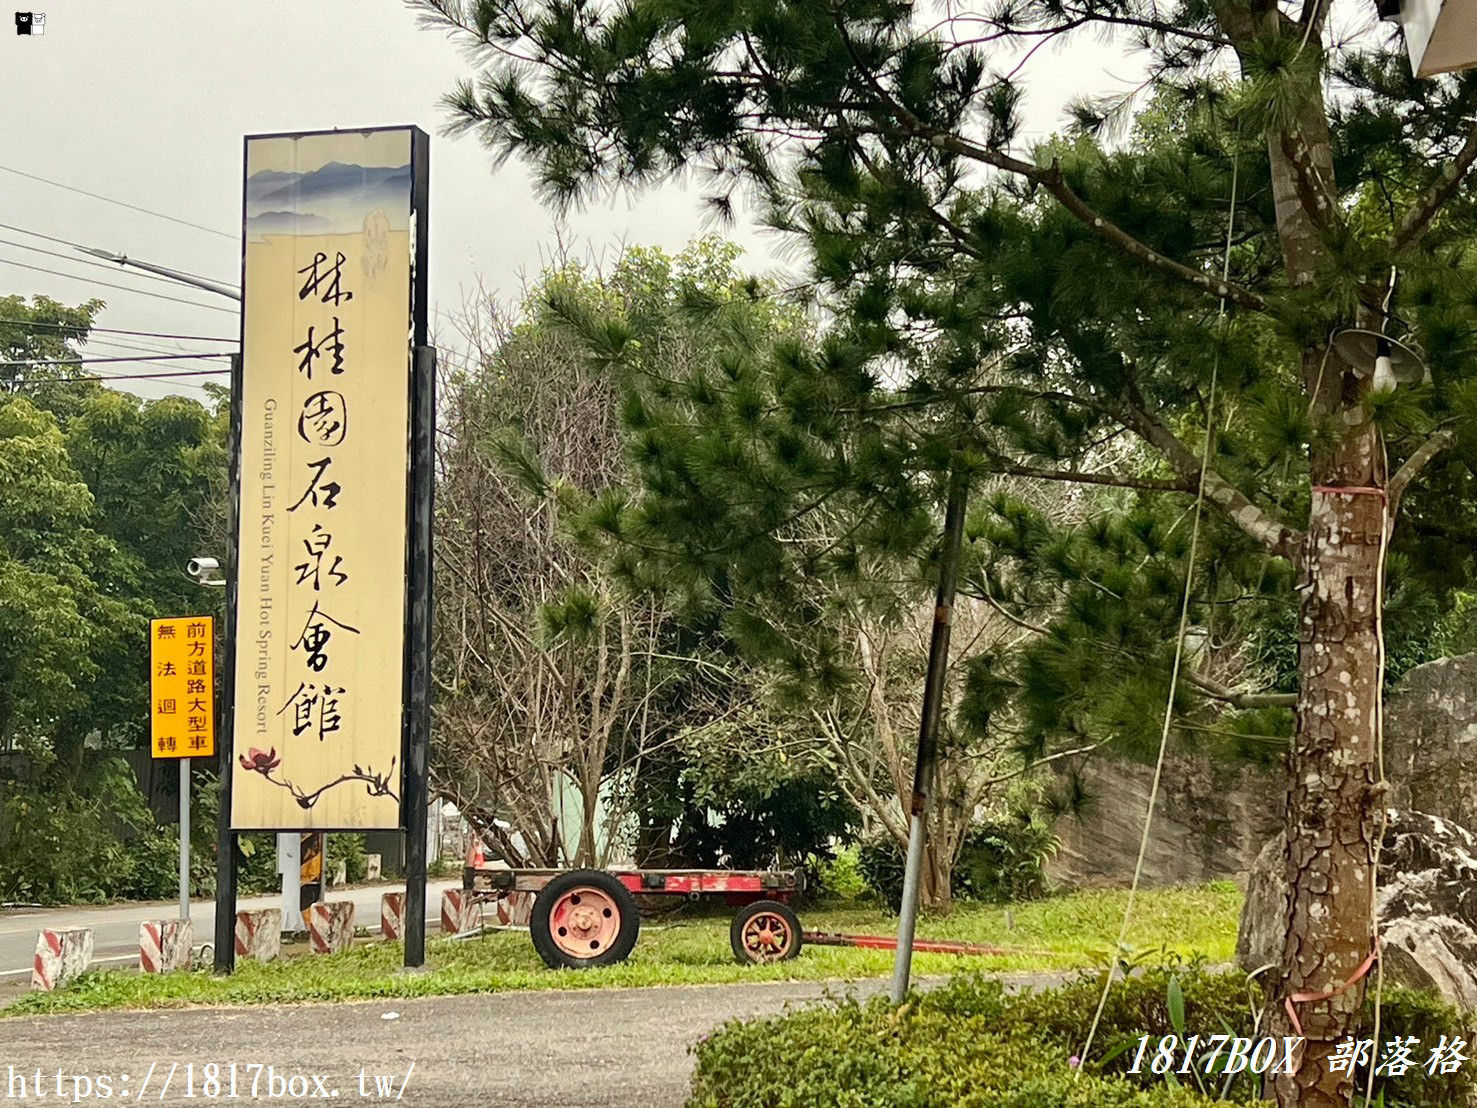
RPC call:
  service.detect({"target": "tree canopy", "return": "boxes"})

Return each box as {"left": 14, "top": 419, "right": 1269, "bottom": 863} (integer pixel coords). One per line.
{"left": 418, "top": 1, "right": 1477, "bottom": 1101}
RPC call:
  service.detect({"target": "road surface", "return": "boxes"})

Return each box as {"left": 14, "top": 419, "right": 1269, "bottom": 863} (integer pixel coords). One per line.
{"left": 0, "top": 880, "right": 460, "bottom": 979}
{"left": 0, "top": 975, "right": 1053, "bottom": 1106}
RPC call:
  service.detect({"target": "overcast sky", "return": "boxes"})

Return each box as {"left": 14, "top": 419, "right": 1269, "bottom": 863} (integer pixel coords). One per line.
{"left": 1, "top": 1, "right": 1143, "bottom": 401}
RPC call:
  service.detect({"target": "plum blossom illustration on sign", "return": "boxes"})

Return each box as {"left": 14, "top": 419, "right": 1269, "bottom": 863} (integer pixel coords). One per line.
{"left": 238, "top": 745, "right": 399, "bottom": 810}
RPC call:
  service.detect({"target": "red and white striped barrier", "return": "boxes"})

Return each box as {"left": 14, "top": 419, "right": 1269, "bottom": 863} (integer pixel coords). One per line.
{"left": 31, "top": 928, "right": 92, "bottom": 992}
{"left": 381, "top": 892, "right": 405, "bottom": 940}
{"left": 494, "top": 891, "right": 533, "bottom": 926}
{"left": 234, "top": 908, "right": 282, "bottom": 963}
{"left": 303, "top": 901, "right": 355, "bottom": 954}
{"left": 139, "top": 919, "right": 193, "bottom": 974}
{"left": 440, "top": 888, "right": 479, "bottom": 935}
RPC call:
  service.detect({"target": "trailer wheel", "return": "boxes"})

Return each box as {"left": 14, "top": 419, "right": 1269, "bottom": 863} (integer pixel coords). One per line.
{"left": 731, "top": 900, "right": 803, "bottom": 964}
{"left": 530, "top": 869, "right": 640, "bottom": 970}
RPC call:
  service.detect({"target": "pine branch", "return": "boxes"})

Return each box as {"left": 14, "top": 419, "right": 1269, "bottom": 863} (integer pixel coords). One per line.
{"left": 1388, "top": 426, "right": 1457, "bottom": 512}
{"left": 826, "top": 20, "right": 1268, "bottom": 314}
{"left": 1390, "top": 118, "right": 1477, "bottom": 253}
{"left": 1116, "top": 396, "right": 1304, "bottom": 560}
{"left": 1184, "top": 669, "right": 1297, "bottom": 709}
{"left": 989, "top": 460, "right": 1193, "bottom": 493}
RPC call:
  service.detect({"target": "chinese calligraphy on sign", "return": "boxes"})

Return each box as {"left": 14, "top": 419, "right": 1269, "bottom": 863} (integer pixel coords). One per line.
{"left": 231, "top": 127, "right": 425, "bottom": 830}
{"left": 151, "top": 616, "right": 215, "bottom": 759}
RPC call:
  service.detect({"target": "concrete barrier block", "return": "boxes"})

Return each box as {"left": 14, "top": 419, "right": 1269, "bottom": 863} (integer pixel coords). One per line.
{"left": 303, "top": 900, "right": 355, "bottom": 954}
{"left": 32, "top": 928, "right": 93, "bottom": 992}
{"left": 440, "top": 888, "right": 479, "bottom": 935}
{"left": 494, "top": 890, "right": 534, "bottom": 927}
{"left": 234, "top": 908, "right": 282, "bottom": 963}
{"left": 139, "top": 919, "right": 193, "bottom": 974}
{"left": 366, "top": 853, "right": 382, "bottom": 882}
{"left": 381, "top": 892, "right": 406, "bottom": 940}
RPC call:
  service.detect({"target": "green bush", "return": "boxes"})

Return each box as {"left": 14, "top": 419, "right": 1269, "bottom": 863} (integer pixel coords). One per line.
{"left": 327, "top": 833, "right": 369, "bottom": 884}
{"left": 858, "top": 816, "right": 1058, "bottom": 910}
{"left": 811, "top": 846, "right": 868, "bottom": 902}
{"left": 0, "top": 756, "right": 179, "bottom": 903}
{"left": 688, "top": 969, "right": 1476, "bottom": 1107}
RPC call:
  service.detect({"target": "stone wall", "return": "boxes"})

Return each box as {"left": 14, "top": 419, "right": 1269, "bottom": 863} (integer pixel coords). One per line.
{"left": 1046, "top": 754, "right": 1283, "bottom": 889}
{"left": 1384, "top": 653, "right": 1477, "bottom": 827}
{"left": 1047, "top": 651, "right": 1477, "bottom": 889}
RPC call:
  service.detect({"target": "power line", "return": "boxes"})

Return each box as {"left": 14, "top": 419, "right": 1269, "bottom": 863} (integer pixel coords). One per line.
{"left": 0, "top": 223, "right": 234, "bottom": 287}
{"left": 46, "top": 351, "right": 215, "bottom": 392}
{"left": 0, "top": 317, "right": 237, "bottom": 342}
{"left": 5, "top": 341, "right": 217, "bottom": 392}
{"left": 0, "top": 257, "right": 240, "bottom": 315}
{"left": 0, "top": 164, "right": 235, "bottom": 240}
{"left": 80, "top": 336, "right": 229, "bottom": 362}
{"left": 7, "top": 368, "right": 229, "bottom": 386}
{"left": 0, "top": 351, "right": 235, "bottom": 369}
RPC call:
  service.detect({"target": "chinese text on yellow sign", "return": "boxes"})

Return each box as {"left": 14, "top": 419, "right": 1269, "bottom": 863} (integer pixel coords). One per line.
{"left": 151, "top": 616, "right": 215, "bottom": 759}
{"left": 231, "top": 128, "right": 418, "bottom": 829}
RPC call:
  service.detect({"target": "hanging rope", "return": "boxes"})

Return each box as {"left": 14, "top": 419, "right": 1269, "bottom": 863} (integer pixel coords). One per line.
{"left": 1077, "top": 144, "right": 1241, "bottom": 1074}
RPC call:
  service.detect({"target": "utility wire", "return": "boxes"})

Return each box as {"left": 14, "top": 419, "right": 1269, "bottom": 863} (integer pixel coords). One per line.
{"left": 0, "top": 222, "right": 233, "bottom": 287}
{"left": 0, "top": 164, "right": 235, "bottom": 240}
{"left": 5, "top": 341, "right": 217, "bottom": 391}
{"left": 1078, "top": 147, "right": 1242, "bottom": 1076}
{"left": 78, "top": 335, "right": 227, "bottom": 361}
{"left": 0, "top": 317, "right": 237, "bottom": 342}
{"left": 0, "top": 257, "right": 239, "bottom": 315}
{"left": 0, "top": 351, "right": 235, "bottom": 369}
{"left": 6, "top": 368, "right": 228, "bottom": 386}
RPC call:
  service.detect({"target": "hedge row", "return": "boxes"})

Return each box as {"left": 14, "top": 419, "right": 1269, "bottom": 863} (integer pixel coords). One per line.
{"left": 689, "top": 969, "right": 1475, "bottom": 1107}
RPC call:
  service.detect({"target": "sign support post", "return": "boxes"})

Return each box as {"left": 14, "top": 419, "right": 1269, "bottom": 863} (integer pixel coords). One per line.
{"left": 214, "top": 351, "right": 243, "bottom": 974}
{"left": 179, "top": 758, "right": 190, "bottom": 921}
{"left": 403, "top": 128, "right": 433, "bottom": 970}
{"left": 404, "top": 345, "right": 435, "bottom": 969}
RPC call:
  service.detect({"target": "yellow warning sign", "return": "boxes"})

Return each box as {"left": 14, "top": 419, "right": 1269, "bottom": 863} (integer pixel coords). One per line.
{"left": 150, "top": 616, "right": 215, "bottom": 759}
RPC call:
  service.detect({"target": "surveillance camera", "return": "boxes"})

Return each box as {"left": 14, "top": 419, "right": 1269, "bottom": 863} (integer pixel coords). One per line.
{"left": 187, "top": 556, "right": 220, "bottom": 579}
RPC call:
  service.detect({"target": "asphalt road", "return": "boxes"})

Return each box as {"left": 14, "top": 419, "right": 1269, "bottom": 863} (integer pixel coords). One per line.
{"left": 0, "top": 976, "right": 1056, "bottom": 1107}
{"left": 0, "top": 880, "right": 460, "bottom": 979}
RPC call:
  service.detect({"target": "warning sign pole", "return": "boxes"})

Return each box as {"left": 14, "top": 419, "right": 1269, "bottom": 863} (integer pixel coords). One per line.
{"left": 180, "top": 758, "right": 191, "bottom": 921}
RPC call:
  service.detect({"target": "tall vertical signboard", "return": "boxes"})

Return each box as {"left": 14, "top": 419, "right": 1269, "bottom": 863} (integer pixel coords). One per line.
{"left": 232, "top": 127, "right": 427, "bottom": 830}
{"left": 216, "top": 126, "right": 431, "bottom": 970}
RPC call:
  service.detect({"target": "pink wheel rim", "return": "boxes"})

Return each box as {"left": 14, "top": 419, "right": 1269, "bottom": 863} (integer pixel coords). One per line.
{"left": 549, "top": 886, "right": 621, "bottom": 959}
{"left": 741, "top": 911, "right": 794, "bottom": 963}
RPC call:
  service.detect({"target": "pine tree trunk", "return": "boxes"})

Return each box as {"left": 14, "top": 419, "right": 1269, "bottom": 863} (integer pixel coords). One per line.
{"left": 1268, "top": 400, "right": 1383, "bottom": 1107}
{"left": 1204, "top": 12, "right": 1387, "bottom": 1094}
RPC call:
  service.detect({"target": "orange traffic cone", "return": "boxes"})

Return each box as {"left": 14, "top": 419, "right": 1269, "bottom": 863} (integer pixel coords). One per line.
{"left": 465, "top": 837, "right": 486, "bottom": 869}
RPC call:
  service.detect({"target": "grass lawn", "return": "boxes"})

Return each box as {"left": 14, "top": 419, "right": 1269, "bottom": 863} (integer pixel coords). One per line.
{"left": 3, "top": 882, "right": 1241, "bottom": 1018}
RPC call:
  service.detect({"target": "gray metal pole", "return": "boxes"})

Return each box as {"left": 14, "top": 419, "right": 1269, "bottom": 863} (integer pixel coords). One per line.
{"left": 888, "top": 468, "right": 970, "bottom": 1005}
{"left": 278, "top": 833, "right": 302, "bottom": 933}
{"left": 74, "top": 247, "right": 242, "bottom": 300}
{"left": 179, "top": 758, "right": 190, "bottom": 921}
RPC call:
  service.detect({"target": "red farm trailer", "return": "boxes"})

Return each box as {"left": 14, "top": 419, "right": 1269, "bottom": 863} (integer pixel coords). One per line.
{"left": 464, "top": 864, "right": 806, "bottom": 969}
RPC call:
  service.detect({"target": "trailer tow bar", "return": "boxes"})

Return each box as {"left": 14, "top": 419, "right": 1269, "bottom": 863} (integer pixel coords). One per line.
{"left": 801, "top": 931, "right": 1057, "bottom": 959}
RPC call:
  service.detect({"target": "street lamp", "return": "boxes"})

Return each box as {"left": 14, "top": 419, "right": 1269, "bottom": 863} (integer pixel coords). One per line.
{"left": 75, "top": 246, "right": 241, "bottom": 301}
{"left": 1379, "top": 0, "right": 1477, "bottom": 77}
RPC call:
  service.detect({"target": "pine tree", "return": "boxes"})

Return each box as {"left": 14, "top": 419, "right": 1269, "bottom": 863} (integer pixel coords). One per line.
{"left": 417, "top": 3, "right": 1477, "bottom": 1102}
